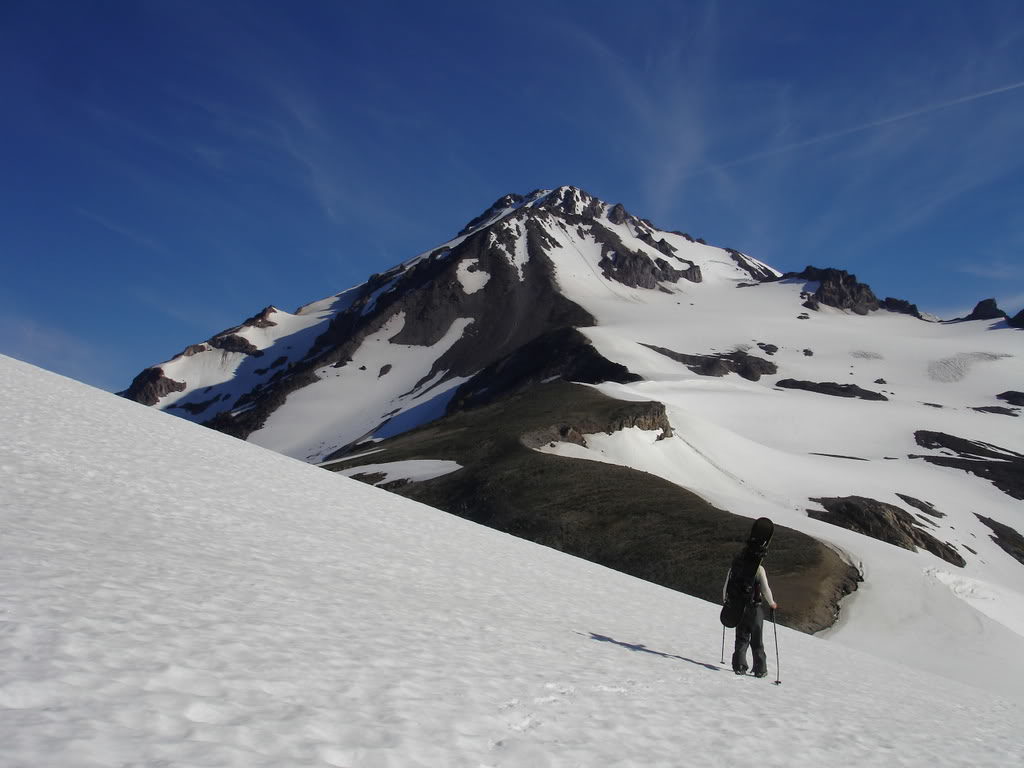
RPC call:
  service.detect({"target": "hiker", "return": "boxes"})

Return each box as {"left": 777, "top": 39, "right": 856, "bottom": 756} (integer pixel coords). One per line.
{"left": 722, "top": 520, "right": 778, "bottom": 677}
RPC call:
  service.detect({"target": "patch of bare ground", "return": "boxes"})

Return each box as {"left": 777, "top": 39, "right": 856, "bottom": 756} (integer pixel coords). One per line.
{"left": 323, "top": 381, "right": 860, "bottom": 633}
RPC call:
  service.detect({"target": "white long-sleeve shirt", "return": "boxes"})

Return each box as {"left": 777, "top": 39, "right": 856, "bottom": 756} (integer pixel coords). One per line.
{"left": 722, "top": 564, "right": 775, "bottom": 606}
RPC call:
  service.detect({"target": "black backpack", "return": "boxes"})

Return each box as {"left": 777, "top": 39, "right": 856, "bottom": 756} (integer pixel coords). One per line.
{"left": 719, "top": 518, "right": 773, "bottom": 628}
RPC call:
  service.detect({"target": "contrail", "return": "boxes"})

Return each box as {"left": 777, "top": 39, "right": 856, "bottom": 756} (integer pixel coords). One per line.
{"left": 710, "top": 79, "right": 1024, "bottom": 172}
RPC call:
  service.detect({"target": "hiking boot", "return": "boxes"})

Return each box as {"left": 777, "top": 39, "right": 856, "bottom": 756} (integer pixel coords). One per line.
{"left": 754, "top": 670, "right": 768, "bottom": 678}
{"left": 733, "top": 667, "right": 748, "bottom": 675}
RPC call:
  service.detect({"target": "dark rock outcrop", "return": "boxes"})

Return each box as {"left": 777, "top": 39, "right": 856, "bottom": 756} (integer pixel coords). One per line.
{"left": 911, "top": 431, "right": 1024, "bottom": 500}
{"left": 607, "top": 202, "right": 629, "bottom": 225}
{"left": 960, "top": 298, "right": 1007, "bottom": 322}
{"left": 208, "top": 334, "right": 264, "bottom": 357}
{"left": 637, "top": 231, "right": 678, "bottom": 257}
{"left": 519, "top": 398, "right": 674, "bottom": 449}
{"left": 780, "top": 266, "right": 880, "bottom": 315}
{"left": 895, "top": 494, "right": 945, "bottom": 518}
{"left": 242, "top": 306, "right": 278, "bottom": 328}
{"left": 880, "top": 297, "right": 923, "bottom": 319}
{"left": 589, "top": 219, "right": 701, "bottom": 288}
{"left": 809, "top": 496, "right": 965, "bottom": 567}
{"left": 118, "top": 367, "right": 187, "bottom": 406}
{"left": 972, "top": 406, "right": 1018, "bottom": 417}
{"left": 643, "top": 345, "right": 777, "bottom": 381}
{"left": 776, "top": 379, "right": 888, "bottom": 401}
{"left": 996, "top": 391, "right": 1024, "bottom": 406}
{"left": 449, "top": 328, "right": 640, "bottom": 414}
{"left": 976, "top": 515, "right": 1024, "bottom": 566}
{"left": 458, "top": 193, "right": 525, "bottom": 235}
{"left": 725, "top": 249, "right": 777, "bottom": 282}
{"left": 1009, "top": 308, "right": 1024, "bottom": 328}
{"left": 599, "top": 248, "right": 701, "bottom": 288}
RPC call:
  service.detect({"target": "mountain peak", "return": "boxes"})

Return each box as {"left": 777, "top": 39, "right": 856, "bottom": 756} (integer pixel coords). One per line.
{"left": 457, "top": 185, "right": 655, "bottom": 244}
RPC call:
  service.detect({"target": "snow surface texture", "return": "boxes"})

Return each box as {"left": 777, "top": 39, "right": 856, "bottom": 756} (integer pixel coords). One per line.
{"left": 4, "top": 354, "right": 1023, "bottom": 767}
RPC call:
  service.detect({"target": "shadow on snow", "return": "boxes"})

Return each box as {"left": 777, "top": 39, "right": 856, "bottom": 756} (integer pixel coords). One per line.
{"left": 581, "top": 632, "right": 722, "bottom": 672}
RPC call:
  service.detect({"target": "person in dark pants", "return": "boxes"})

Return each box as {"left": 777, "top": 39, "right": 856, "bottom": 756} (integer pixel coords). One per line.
{"left": 722, "top": 563, "right": 777, "bottom": 676}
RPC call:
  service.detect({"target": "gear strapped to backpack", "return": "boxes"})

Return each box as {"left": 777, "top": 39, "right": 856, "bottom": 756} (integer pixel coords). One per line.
{"left": 719, "top": 517, "right": 774, "bottom": 629}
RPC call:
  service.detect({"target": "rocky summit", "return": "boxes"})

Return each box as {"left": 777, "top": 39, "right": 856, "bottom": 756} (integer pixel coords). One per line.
{"left": 121, "top": 186, "right": 1024, "bottom": 669}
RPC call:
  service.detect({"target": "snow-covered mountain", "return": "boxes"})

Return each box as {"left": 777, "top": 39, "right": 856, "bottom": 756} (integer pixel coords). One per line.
{"left": 119, "top": 186, "right": 1024, "bottom": 694}
{"left": 2, "top": 354, "right": 1022, "bottom": 766}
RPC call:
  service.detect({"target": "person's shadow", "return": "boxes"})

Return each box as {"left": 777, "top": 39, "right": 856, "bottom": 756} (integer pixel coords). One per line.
{"left": 580, "top": 632, "right": 722, "bottom": 671}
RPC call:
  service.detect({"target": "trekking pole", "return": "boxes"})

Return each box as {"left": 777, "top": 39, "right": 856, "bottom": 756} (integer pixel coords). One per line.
{"left": 772, "top": 608, "right": 781, "bottom": 685}
{"left": 721, "top": 624, "right": 726, "bottom": 665}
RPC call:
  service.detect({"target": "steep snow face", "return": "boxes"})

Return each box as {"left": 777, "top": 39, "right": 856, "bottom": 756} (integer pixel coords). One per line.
{"left": 127, "top": 289, "right": 362, "bottom": 420}
{"left": 2, "top": 354, "right": 1022, "bottom": 767}
{"left": 248, "top": 312, "right": 474, "bottom": 461}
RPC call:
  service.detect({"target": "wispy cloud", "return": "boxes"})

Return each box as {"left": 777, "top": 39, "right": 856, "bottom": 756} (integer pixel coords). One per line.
{"left": 77, "top": 208, "right": 167, "bottom": 253}
{"left": 957, "top": 260, "right": 1024, "bottom": 281}
{"left": 555, "top": 4, "right": 720, "bottom": 220}
{"left": 706, "top": 79, "right": 1024, "bottom": 175}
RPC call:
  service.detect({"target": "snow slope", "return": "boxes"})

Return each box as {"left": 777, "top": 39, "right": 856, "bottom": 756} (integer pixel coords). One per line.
{"left": 489, "top": 210, "right": 1024, "bottom": 693}
{"left": 2, "top": 354, "right": 1023, "bottom": 767}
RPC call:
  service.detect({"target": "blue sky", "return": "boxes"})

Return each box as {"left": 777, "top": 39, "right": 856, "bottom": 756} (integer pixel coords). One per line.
{"left": 2, "top": 0, "right": 1023, "bottom": 391}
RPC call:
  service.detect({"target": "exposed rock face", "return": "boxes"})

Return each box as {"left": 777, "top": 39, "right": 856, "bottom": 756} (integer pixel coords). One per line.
{"left": 976, "top": 515, "right": 1024, "bottom": 566}
{"left": 808, "top": 496, "right": 965, "bottom": 567}
{"left": 1009, "top": 308, "right": 1024, "bottom": 328}
{"left": 911, "top": 431, "right": 1024, "bottom": 500}
{"left": 961, "top": 298, "right": 1007, "bottom": 321}
{"left": 587, "top": 218, "right": 701, "bottom": 288}
{"left": 457, "top": 193, "right": 526, "bottom": 235}
{"left": 448, "top": 328, "right": 640, "bottom": 414}
{"left": 598, "top": 249, "right": 701, "bottom": 288}
{"left": 208, "top": 334, "right": 264, "bottom": 357}
{"left": 781, "top": 266, "right": 880, "bottom": 315}
{"left": 607, "top": 202, "right": 629, "bottom": 225}
{"left": 118, "top": 367, "right": 186, "bottom": 406}
{"left": 880, "top": 297, "right": 923, "bottom": 319}
{"left": 180, "top": 344, "right": 208, "bottom": 357}
{"left": 725, "top": 249, "right": 777, "bottom": 282}
{"left": 997, "top": 391, "right": 1024, "bottom": 406}
{"left": 972, "top": 406, "right": 1018, "bottom": 417}
{"left": 637, "top": 231, "right": 678, "bottom": 257}
{"left": 895, "top": 494, "right": 945, "bottom": 518}
{"left": 776, "top": 379, "right": 888, "bottom": 401}
{"left": 642, "top": 345, "right": 777, "bottom": 381}
{"left": 242, "top": 306, "right": 278, "bottom": 328}
{"left": 520, "top": 398, "right": 674, "bottom": 449}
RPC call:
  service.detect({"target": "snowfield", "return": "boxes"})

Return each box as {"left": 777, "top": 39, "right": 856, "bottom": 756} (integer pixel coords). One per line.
{"left": 2, "top": 354, "right": 1022, "bottom": 767}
